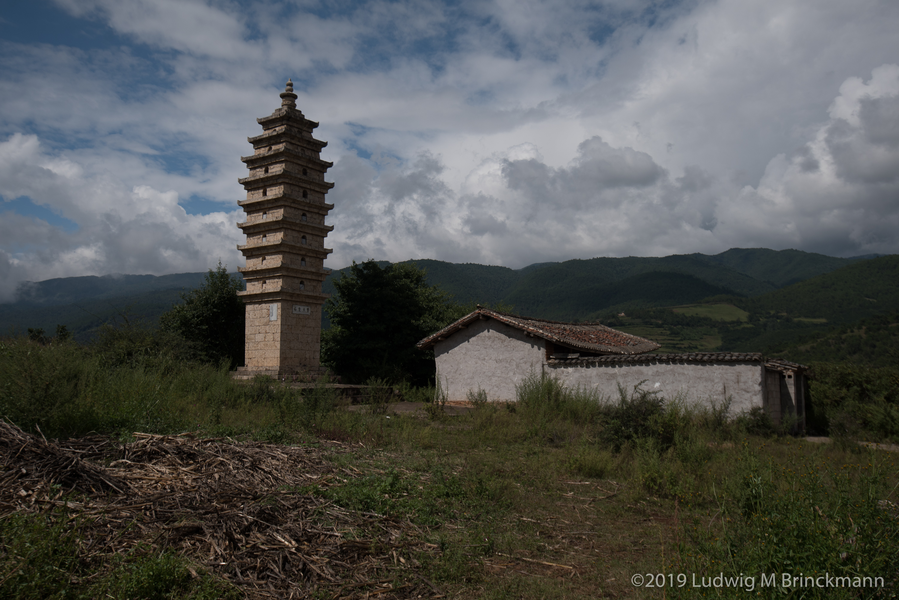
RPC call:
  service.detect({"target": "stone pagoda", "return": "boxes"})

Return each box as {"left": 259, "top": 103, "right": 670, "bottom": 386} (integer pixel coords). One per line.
{"left": 234, "top": 79, "right": 333, "bottom": 379}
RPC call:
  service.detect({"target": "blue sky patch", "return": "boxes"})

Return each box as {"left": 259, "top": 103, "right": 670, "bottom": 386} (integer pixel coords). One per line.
{"left": 2, "top": 197, "right": 79, "bottom": 233}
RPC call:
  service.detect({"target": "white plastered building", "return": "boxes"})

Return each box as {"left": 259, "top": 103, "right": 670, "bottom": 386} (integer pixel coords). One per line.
{"left": 417, "top": 308, "right": 805, "bottom": 427}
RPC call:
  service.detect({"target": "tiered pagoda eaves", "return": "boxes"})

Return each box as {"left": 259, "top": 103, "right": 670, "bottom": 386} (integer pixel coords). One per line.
{"left": 235, "top": 79, "right": 333, "bottom": 378}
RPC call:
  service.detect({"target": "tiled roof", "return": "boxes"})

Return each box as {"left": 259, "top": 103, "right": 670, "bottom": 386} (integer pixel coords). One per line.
{"left": 764, "top": 358, "right": 809, "bottom": 372}
{"left": 548, "top": 352, "right": 807, "bottom": 371}
{"left": 417, "top": 307, "right": 660, "bottom": 355}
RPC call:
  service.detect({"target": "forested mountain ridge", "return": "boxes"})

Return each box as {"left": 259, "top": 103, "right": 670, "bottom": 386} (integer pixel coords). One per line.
{"left": 0, "top": 288, "right": 197, "bottom": 340}
{"left": 733, "top": 255, "right": 899, "bottom": 324}
{"left": 403, "top": 248, "right": 872, "bottom": 310}
{"left": 403, "top": 254, "right": 775, "bottom": 306}
{"left": 12, "top": 273, "right": 210, "bottom": 306}
{"left": 602, "top": 255, "right": 899, "bottom": 360}
{"left": 695, "top": 247, "right": 875, "bottom": 288}
{"left": 0, "top": 249, "right": 889, "bottom": 347}
{"left": 768, "top": 310, "right": 899, "bottom": 367}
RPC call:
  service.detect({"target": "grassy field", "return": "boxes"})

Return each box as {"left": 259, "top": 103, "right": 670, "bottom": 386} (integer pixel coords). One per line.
{"left": 612, "top": 322, "right": 723, "bottom": 353}
{"left": 292, "top": 410, "right": 899, "bottom": 599}
{"left": 1, "top": 338, "right": 899, "bottom": 598}
{"left": 671, "top": 303, "right": 750, "bottom": 322}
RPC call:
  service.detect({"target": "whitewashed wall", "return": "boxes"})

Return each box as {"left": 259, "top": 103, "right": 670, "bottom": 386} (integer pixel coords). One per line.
{"left": 549, "top": 360, "right": 765, "bottom": 414}
{"left": 433, "top": 319, "right": 545, "bottom": 402}
{"left": 431, "top": 324, "right": 776, "bottom": 417}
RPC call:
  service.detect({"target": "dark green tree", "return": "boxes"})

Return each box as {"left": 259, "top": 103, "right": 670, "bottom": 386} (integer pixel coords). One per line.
{"left": 25, "top": 325, "right": 69, "bottom": 345}
{"left": 159, "top": 262, "right": 245, "bottom": 368}
{"left": 322, "top": 260, "right": 463, "bottom": 384}
{"left": 27, "top": 328, "right": 48, "bottom": 344}
{"left": 54, "top": 324, "right": 71, "bottom": 344}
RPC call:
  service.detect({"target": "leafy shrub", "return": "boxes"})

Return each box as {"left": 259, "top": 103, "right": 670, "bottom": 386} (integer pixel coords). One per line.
{"left": 405, "top": 382, "right": 437, "bottom": 404}
{"left": 158, "top": 262, "right": 245, "bottom": 368}
{"left": 516, "top": 371, "right": 568, "bottom": 413}
{"left": 301, "top": 378, "right": 339, "bottom": 415}
{"left": 809, "top": 362, "right": 899, "bottom": 441}
{"left": 91, "top": 320, "right": 198, "bottom": 370}
{"left": 322, "top": 260, "right": 463, "bottom": 385}
{"left": 734, "top": 407, "right": 777, "bottom": 438}
{"left": 364, "top": 377, "right": 393, "bottom": 415}
{"left": 598, "top": 382, "right": 667, "bottom": 452}
{"left": 425, "top": 377, "right": 449, "bottom": 420}
{"left": 467, "top": 387, "right": 489, "bottom": 407}
{"left": 247, "top": 374, "right": 278, "bottom": 403}
{"left": 0, "top": 336, "right": 197, "bottom": 436}
{"left": 0, "top": 338, "right": 84, "bottom": 435}
{"left": 0, "top": 332, "right": 340, "bottom": 439}
{"left": 243, "top": 375, "right": 337, "bottom": 434}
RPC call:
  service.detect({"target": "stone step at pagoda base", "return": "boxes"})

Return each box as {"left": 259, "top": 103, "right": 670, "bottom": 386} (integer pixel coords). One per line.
{"left": 232, "top": 365, "right": 331, "bottom": 382}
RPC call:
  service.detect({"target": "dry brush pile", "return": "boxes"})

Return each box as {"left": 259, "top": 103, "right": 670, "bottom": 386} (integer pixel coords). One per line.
{"left": 0, "top": 420, "right": 444, "bottom": 599}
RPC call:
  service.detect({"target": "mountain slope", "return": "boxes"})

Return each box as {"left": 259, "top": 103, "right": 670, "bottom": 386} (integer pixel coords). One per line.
{"left": 736, "top": 255, "right": 899, "bottom": 324}
{"left": 14, "top": 273, "right": 209, "bottom": 306}
{"left": 770, "top": 310, "right": 899, "bottom": 367}
{"left": 2, "top": 273, "right": 210, "bottom": 341}
{"left": 499, "top": 255, "right": 773, "bottom": 318}
{"left": 0, "top": 249, "right": 888, "bottom": 342}
{"left": 700, "top": 248, "right": 868, "bottom": 288}
{"left": 408, "top": 260, "right": 520, "bottom": 306}
{"left": 0, "top": 288, "right": 191, "bottom": 340}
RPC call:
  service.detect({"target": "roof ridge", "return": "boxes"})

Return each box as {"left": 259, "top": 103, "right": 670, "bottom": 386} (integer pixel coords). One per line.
{"left": 546, "top": 352, "right": 807, "bottom": 369}
{"left": 481, "top": 307, "right": 616, "bottom": 327}
{"left": 418, "top": 307, "right": 660, "bottom": 354}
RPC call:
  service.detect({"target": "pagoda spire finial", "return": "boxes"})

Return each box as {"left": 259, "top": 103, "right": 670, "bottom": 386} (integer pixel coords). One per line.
{"left": 280, "top": 78, "right": 297, "bottom": 109}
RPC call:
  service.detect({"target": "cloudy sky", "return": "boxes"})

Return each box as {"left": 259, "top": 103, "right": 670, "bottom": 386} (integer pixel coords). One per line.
{"left": 1, "top": 0, "right": 898, "bottom": 299}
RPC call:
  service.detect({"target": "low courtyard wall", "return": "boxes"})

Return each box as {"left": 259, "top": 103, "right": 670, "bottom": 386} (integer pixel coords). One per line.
{"left": 547, "top": 355, "right": 765, "bottom": 415}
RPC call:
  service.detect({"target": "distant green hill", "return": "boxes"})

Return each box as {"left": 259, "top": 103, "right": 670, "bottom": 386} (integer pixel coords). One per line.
{"left": 14, "top": 273, "right": 209, "bottom": 305}
{"left": 0, "top": 249, "right": 889, "bottom": 345}
{"left": 500, "top": 255, "right": 774, "bottom": 318}
{"left": 406, "top": 260, "right": 520, "bottom": 305}
{"left": 769, "top": 311, "right": 899, "bottom": 367}
{"left": 1, "top": 273, "right": 209, "bottom": 341}
{"left": 603, "top": 256, "right": 899, "bottom": 359}
{"left": 405, "top": 249, "right": 869, "bottom": 321}
{"left": 735, "top": 255, "right": 899, "bottom": 324}
{"left": 504, "top": 270, "right": 735, "bottom": 321}
{"left": 0, "top": 288, "right": 195, "bottom": 341}
{"left": 697, "top": 248, "right": 868, "bottom": 288}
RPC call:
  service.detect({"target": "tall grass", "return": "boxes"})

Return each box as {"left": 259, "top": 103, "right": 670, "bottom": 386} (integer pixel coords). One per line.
{"left": 509, "top": 372, "right": 790, "bottom": 500}
{"left": 671, "top": 446, "right": 899, "bottom": 598}
{"left": 0, "top": 336, "right": 337, "bottom": 440}
{"left": 515, "top": 371, "right": 605, "bottom": 425}
{"left": 514, "top": 371, "right": 735, "bottom": 454}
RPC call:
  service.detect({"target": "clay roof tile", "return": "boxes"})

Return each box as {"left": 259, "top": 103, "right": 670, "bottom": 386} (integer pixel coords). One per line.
{"left": 417, "top": 308, "right": 660, "bottom": 354}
